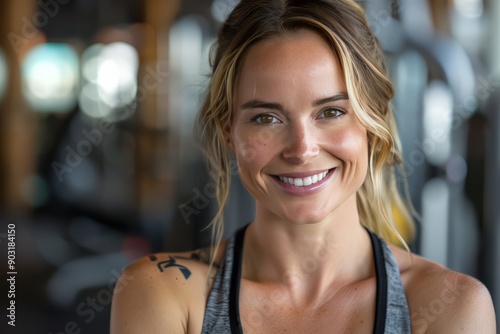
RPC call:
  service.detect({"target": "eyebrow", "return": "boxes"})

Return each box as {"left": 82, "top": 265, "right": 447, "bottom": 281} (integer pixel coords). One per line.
{"left": 240, "top": 93, "right": 349, "bottom": 111}
{"left": 312, "top": 93, "right": 349, "bottom": 106}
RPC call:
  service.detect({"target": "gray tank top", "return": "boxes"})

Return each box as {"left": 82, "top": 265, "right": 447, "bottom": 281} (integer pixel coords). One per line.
{"left": 201, "top": 225, "right": 411, "bottom": 333}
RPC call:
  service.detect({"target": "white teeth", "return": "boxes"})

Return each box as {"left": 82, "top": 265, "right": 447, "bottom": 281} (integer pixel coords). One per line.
{"left": 303, "top": 177, "right": 312, "bottom": 186}
{"left": 278, "top": 170, "right": 330, "bottom": 187}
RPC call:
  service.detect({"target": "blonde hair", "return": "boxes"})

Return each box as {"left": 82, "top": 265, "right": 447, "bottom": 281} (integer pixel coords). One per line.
{"left": 196, "top": 0, "right": 415, "bottom": 263}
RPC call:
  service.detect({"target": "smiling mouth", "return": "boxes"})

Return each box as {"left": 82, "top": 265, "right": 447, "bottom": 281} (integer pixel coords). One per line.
{"left": 277, "top": 170, "right": 332, "bottom": 187}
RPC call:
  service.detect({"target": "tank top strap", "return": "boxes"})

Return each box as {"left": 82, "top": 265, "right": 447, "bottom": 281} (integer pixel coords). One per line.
{"left": 200, "top": 228, "right": 238, "bottom": 333}
{"left": 201, "top": 224, "right": 249, "bottom": 334}
{"left": 368, "top": 230, "right": 388, "bottom": 334}
{"left": 368, "top": 230, "right": 412, "bottom": 334}
{"left": 229, "top": 224, "right": 247, "bottom": 333}
{"left": 380, "top": 239, "right": 412, "bottom": 333}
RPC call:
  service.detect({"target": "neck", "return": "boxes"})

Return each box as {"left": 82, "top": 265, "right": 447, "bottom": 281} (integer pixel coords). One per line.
{"left": 241, "top": 195, "right": 374, "bottom": 304}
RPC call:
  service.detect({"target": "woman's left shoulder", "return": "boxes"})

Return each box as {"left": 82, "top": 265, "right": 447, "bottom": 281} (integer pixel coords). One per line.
{"left": 390, "top": 245, "right": 496, "bottom": 333}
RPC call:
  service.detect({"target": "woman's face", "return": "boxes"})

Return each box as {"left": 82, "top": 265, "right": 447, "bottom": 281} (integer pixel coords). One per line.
{"left": 228, "top": 30, "right": 368, "bottom": 225}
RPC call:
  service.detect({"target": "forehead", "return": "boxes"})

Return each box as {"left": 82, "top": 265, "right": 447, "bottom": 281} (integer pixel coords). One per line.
{"left": 235, "top": 30, "right": 346, "bottom": 105}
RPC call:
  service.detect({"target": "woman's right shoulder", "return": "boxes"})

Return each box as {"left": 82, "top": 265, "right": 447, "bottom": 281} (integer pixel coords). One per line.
{"left": 110, "top": 242, "right": 228, "bottom": 334}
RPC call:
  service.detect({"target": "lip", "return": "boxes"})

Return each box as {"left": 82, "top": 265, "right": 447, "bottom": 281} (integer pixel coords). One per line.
{"left": 271, "top": 168, "right": 336, "bottom": 196}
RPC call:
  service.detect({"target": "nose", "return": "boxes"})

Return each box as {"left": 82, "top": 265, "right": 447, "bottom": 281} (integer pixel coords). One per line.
{"left": 282, "top": 121, "right": 319, "bottom": 164}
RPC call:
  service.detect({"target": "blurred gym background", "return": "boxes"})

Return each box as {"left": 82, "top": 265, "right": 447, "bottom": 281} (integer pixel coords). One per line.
{"left": 0, "top": 0, "right": 498, "bottom": 332}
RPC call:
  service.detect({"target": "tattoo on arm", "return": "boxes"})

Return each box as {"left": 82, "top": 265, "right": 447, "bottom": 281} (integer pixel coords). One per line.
{"left": 158, "top": 257, "right": 191, "bottom": 279}
{"left": 149, "top": 255, "right": 191, "bottom": 279}
{"left": 148, "top": 248, "right": 212, "bottom": 280}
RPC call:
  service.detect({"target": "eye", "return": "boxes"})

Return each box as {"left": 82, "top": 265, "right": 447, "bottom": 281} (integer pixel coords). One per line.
{"left": 252, "top": 114, "right": 281, "bottom": 125}
{"left": 319, "top": 108, "right": 345, "bottom": 119}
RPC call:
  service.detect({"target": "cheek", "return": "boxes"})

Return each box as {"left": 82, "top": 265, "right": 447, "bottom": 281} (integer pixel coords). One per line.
{"left": 328, "top": 126, "right": 368, "bottom": 164}
{"left": 232, "top": 127, "right": 279, "bottom": 166}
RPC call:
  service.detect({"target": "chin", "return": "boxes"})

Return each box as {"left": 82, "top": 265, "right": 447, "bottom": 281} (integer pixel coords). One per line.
{"left": 287, "top": 201, "right": 337, "bottom": 222}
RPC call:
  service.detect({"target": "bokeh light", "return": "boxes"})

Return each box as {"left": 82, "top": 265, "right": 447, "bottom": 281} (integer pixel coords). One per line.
{"left": 423, "top": 80, "right": 453, "bottom": 166}
{"left": 21, "top": 43, "right": 79, "bottom": 113}
{"left": 80, "top": 42, "right": 139, "bottom": 119}
{"left": 454, "top": 0, "right": 484, "bottom": 18}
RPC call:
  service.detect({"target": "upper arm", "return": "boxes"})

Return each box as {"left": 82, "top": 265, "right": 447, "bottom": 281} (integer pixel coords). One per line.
{"left": 426, "top": 273, "right": 496, "bottom": 334}
{"left": 110, "top": 255, "right": 196, "bottom": 334}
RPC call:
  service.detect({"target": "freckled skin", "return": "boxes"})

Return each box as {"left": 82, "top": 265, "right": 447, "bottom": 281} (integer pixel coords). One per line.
{"left": 229, "top": 31, "right": 368, "bottom": 226}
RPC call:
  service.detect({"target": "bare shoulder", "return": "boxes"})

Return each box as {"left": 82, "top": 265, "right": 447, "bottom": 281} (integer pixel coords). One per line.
{"left": 390, "top": 246, "right": 496, "bottom": 334}
{"left": 110, "top": 244, "right": 226, "bottom": 334}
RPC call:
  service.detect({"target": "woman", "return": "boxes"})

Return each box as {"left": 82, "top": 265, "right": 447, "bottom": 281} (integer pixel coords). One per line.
{"left": 110, "top": 0, "right": 496, "bottom": 333}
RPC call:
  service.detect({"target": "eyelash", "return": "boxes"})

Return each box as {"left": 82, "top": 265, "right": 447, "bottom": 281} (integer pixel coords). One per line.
{"left": 251, "top": 114, "right": 281, "bottom": 125}
{"left": 250, "top": 108, "right": 346, "bottom": 125}
{"left": 318, "top": 107, "right": 346, "bottom": 119}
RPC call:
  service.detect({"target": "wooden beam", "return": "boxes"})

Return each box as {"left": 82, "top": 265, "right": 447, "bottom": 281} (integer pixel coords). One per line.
{"left": 134, "top": 0, "right": 180, "bottom": 228}
{"left": 0, "top": 0, "right": 38, "bottom": 214}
